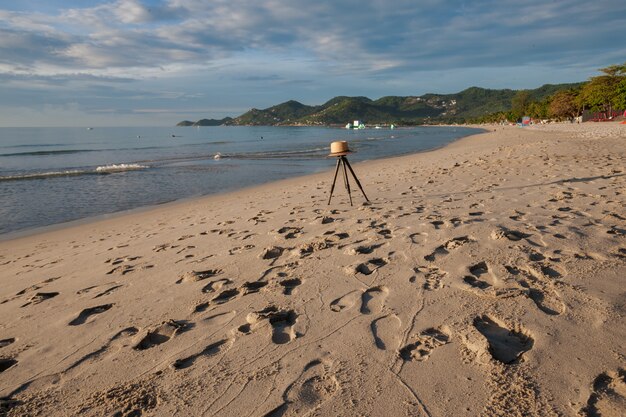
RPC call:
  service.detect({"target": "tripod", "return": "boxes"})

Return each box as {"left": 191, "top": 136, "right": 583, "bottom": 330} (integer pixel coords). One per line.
{"left": 328, "top": 156, "right": 369, "bottom": 206}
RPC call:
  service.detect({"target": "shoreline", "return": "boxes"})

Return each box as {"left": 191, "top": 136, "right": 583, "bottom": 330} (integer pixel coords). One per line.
{"left": 1, "top": 122, "right": 624, "bottom": 416}
{"left": 0, "top": 127, "right": 486, "bottom": 243}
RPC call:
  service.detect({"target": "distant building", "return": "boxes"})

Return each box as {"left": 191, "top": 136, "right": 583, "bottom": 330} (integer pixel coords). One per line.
{"left": 582, "top": 109, "right": 624, "bottom": 122}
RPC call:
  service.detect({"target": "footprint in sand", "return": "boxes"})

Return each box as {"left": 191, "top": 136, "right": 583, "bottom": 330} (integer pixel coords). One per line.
{"left": 66, "top": 327, "right": 139, "bottom": 371}
{"left": 323, "top": 231, "right": 350, "bottom": 242}
{"left": 68, "top": 304, "right": 114, "bottom": 326}
{"left": 241, "top": 281, "right": 268, "bottom": 295}
{"left": 172, "top": 338, "right": 233, "bottom": 370}
{"left": 228, "top": 245, "right": 255, "bottom": 255}
{"left": 203, "top": 311, "right": 237, "bottom": 326}
{"left": 245, "top": 307, "right": 298, "bottom": 344}
{"left": 2, "top": 277, "right": 60, "bottom": 305}
{"left": 194, "top": 301, "right": 211, "bottom": 313}
{"left": 463, "top": 275, "right": 492, "bottom": 290}
{"left": 330, "top": 291, "right": 361, "bottom": 312}
{"left": 371, "top": 314, "right": 402, "bottom": 351}
{"left": 537, "top": 262, "right": 564, "bottom": 278}
{"left": 473, "top": 315, "right": 533, "bottom": 364}
{"left": 506, "top": 265, "right": 565, "bottom": 316}
{"left": 347, "top": 243, "right": 385, "bottom": 255}
{"left": 469, "top": 261, "right": 489, "bottom": 277}
{"left": 409, "top": 232, "right": 428, "bottom": 245}
{"left": 76, "top": 282, "right": 116, "bottom": 295}
{"left": 276, "top": 226, "right": 303, "bottom": 239}
{"left": 263, "top": 359, "right": 339, "bottom": 417}
{"left": 430, "top": 220, "right": 446, "bottom": 229}
{"left": 0, "top": 338, "right": 16, "bottom": 348}
{"left": 354, "top": 257, "right": 388, "bottom": 276}
{"left": 269, "top": 310, "right": 298, "bottom": 344}
{"left": 134, "top": 320, "right": 191, "bottom": 351}
{"left": 360, "top": 286, "right": 389, "bottom": 315}
{"left": 490, "top": 227, "right": 532, "bottom": 242}
{"left": 0, "top": 357, "right": 18, "bottom": 373}
{"left": 424, "top": 236, "right": 474, "bottom": 262}
{"left": 520, "top": 281, "right": 564, "bottom": 316}
{"left": 177, "top": 269, "right": 223, "bottom": 284}
{"left": 279, "top": 278, "right": 302, "bottom": 295}
{"left": 462, "top": 261, "right": 495, "bottom": 294}
{"left": 212, "top": 288, "right": 240, "bottom": 304}
{"left": 400, "top": 326, "right": 451, "bottom": 361}
{"left": 293, "top": 238, "right": 335, "bottom": 258}
{"left": 414, "top": 266, "right": 447, "bottom": 291}
{"left": 93, "top": 284, "right": 124, "bottom": 299}
{"left": 613, "top": 247, "right": 626, "bottom": 259}
{"left": 607, "top": 226, "right": 626, "bottom": 237}
{"left": 260, "top": 246, "right": 284, "bottom": 260}
{"left": 106, "top": 263, "right": 136, "bottom": 276}
{"left": 194, "top": 287, "right": 240, "bottom": 313}
{"left": 21, "top": 291, "right": 59, "bottom": 307}
{"left": 581, "top": 369, "right": 626, "bottom": 417}
{"left": 201, "top": 278, "right": 231, "bottom": 293}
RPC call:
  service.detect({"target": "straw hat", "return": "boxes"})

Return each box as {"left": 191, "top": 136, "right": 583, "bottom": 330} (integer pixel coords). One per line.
{"left": 328, "top": 141, "right": 352, "bottom": 157}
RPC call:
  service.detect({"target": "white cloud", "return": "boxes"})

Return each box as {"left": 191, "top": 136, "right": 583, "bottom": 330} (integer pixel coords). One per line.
{"left": 0, "top": 0, "right": 624, "bottom": 126}
{"left": 114, "top": 0, "right": 153, "bottom": 23}
{"left": 2, "top": 0, "right": 624, "bottom": 77}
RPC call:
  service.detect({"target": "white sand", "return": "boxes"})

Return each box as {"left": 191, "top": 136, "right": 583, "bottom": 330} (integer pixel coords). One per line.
{"left": 1, "top": 123, "right": 625, "bottom": 417}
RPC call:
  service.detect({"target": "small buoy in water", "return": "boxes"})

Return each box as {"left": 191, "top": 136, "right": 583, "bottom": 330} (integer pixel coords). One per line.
{"left": 214, "top": 153, "right": 221, "bottom": 160}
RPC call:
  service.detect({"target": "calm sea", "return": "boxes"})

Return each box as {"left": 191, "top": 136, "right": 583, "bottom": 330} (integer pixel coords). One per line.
{"left": 0, "top": 126, "right": 481, "bottom": 235}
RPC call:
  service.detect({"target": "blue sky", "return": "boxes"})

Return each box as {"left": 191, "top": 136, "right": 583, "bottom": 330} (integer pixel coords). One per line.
{"left": 0, "top": 0, "right": 624, "bottom": 126}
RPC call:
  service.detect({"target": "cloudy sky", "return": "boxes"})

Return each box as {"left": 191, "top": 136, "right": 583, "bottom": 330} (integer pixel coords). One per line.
{"left": 1, "top": 0, "right": 624, "bottom": 126}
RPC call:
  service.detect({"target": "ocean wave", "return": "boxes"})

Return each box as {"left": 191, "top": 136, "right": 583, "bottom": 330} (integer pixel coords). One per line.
{"left": 0, "top": 143, "right": 71, "bottom": 149}
{"left": 0, "top": 149, "right": 97, "bottom": 157}
{"left": 217, "top": 147, "right": 329, "bottom": 160}
{"left": 95, "top": 163, "right": 149, "bottom": 173}
{"left": 0, "top": 164, "right": 149, "bottom": 182}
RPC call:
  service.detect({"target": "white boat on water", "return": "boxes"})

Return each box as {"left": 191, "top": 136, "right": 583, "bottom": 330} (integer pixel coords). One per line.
{"left": 346, "top": 121, "right": 365, "bottom": 129}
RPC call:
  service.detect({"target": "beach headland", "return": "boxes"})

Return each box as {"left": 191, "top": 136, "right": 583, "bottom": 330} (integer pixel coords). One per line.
{"left": 0, "top": 122, "right": 624, "bottom": 416}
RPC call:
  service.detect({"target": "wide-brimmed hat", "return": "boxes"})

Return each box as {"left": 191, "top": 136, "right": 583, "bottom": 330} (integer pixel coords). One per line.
{"left": 328, "top": 141, "right": 352, "bottom": 156}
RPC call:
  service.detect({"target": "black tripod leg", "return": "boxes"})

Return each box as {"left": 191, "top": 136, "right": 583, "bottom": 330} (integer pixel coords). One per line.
{"left": 344, "top": 159, "right": 370, "bottom": 202}
{"left": 341, "top": 157, "right": 353, "bottom": 206}
{"left": 327, "top": 157, "right": 341, "bottom": 205}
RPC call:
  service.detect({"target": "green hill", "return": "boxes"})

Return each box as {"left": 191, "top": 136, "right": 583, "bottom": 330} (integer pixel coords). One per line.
{"left": 233, "top": 101, "right": 319, "bottom": 125}
{"left": 178, "top": 83, "right": 584, "bottom": 126}
{"left": 176, "top": 118, "right": 232, "bottom": 127}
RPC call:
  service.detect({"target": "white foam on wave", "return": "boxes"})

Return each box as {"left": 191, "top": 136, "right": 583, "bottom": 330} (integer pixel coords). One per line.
{"left": 95, "top": 163, "right": 149, "bottom": 173}
{"left": 1, "top": 164, "right": 150, "bottom": 182}
{"left": 0, "top": 170, "right": 85, "bottom": 181}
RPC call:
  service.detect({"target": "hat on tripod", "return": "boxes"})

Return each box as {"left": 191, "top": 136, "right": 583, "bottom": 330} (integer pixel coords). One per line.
{"left": 328, "top": 141, "right": 352, "bottom": 157}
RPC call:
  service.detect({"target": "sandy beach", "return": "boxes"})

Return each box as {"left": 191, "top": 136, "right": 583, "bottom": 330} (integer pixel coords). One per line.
{"left": 1, "top": 123, "right": 624, "bottom": 416}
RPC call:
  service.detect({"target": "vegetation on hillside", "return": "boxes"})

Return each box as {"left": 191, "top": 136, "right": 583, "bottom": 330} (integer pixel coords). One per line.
{"left": 177, "top": 63, "right": 626, "bottom": 126}
{"left": 226, "top": 84, "right": 579, "bottom": 126}
{"left": 471, "top": 63, "right": 626, "bottom": 123}
{"left": 176, "top": 117, "right": 233, "bottom": 127}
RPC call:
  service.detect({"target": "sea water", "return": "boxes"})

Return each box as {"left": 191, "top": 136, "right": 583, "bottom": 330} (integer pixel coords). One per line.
{"left": 0, "top": 126, "right": 482, "bottom": 235}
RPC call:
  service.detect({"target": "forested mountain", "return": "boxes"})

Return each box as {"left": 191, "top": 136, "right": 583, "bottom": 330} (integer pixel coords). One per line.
{"left": 178, "top": 83, "right": 584, "bottom": 126}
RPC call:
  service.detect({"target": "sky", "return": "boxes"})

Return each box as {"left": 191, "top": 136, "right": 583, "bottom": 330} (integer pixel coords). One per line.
{"left": 0, "top": 0, "right": 624, "bottom": 127}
